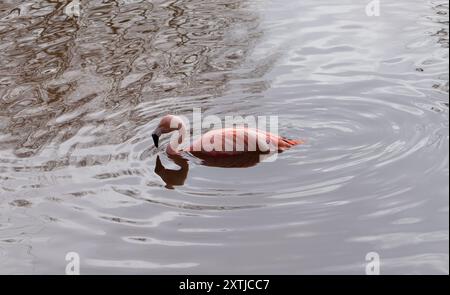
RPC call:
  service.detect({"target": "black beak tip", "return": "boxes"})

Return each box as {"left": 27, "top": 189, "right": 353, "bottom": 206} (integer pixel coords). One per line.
{"left": 152, "top": 133, "right": 159, "bottom": 148}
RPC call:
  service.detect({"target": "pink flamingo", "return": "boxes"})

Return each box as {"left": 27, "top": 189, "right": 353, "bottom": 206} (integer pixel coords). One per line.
{"left": 152, "top": 115, "right": 302, "bottom": 188}
{"left": 151, "top": 115, "right": 302, "bottom": 158}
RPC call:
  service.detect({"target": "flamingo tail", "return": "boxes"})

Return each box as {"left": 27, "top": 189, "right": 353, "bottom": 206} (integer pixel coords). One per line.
{"left": 277, "top": 137, "right": 304, "bottom": 151}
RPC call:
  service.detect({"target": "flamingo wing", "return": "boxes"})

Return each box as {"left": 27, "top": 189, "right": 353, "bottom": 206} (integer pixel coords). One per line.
{"left": 186, "top": 128, "right": 302, "bottom": 156}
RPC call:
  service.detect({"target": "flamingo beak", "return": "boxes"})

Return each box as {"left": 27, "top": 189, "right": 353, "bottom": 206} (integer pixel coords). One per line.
{"left": 152, "top": 133, "right": 160, "bottom": 148}
{"left": 152, "top": 128, "right": 161, "bottom": 148}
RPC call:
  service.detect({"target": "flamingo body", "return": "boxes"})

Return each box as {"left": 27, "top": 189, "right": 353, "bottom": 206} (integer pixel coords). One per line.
{"left": 185, "top": 127, "right": 302, "bottom": 157}
{"left": 152, "top": 115, "right": 302, "bottom": 159}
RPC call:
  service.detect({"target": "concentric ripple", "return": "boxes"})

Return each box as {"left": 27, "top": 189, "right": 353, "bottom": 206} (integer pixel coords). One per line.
{"left": 0, "top": 0, "right": 448, "bottom": 274}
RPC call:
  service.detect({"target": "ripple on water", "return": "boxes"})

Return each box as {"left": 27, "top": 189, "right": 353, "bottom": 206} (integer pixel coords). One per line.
{"left": 0, "top": 0, "right": 448, "bottom": 274}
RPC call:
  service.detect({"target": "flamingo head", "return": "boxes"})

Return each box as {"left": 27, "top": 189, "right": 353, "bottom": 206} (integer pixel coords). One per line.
{"left": 152, "top": 115, "right": 184, "bottom": 148}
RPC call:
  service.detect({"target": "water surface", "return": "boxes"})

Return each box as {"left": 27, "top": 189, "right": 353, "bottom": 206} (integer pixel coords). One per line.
{"left": 0, "top": 0, "right": 448, "bottom": 274}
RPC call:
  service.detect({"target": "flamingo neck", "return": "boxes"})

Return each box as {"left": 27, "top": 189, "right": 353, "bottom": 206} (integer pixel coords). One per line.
{"left": 166, "top": 124, "right": 187, "bottom": 156}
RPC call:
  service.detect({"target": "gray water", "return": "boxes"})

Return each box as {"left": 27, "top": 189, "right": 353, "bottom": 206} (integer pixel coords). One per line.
{"left": 0, "top": 0, "right": 448, "bottom": 274}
